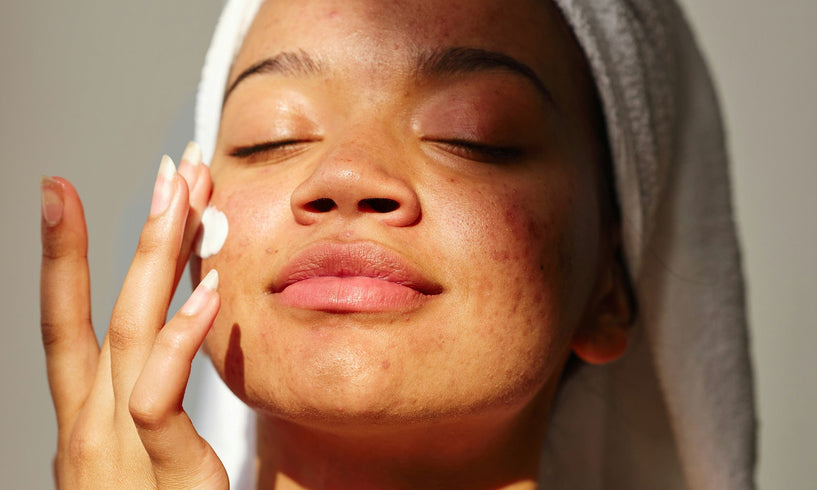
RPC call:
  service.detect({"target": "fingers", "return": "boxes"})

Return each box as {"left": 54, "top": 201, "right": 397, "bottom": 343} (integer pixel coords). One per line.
{"left": 175, "top": 142, "right": 212, "bottom": 290}
{"left": 108, "top": 155, "right": 191, "bottom": 410}
{"left": 129, "top": 270, "right": 227, "bottom": 487}
{"left": 40, "top": 177, "right": 100, "bottom": 427}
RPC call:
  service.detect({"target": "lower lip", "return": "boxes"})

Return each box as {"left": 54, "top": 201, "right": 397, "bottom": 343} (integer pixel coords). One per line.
{"left": 278, "top": 277, "right": 429, "bottom": 312}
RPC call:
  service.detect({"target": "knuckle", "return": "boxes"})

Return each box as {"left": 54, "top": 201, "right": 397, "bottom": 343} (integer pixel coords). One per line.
{"left": 134, "top": 224, "right": 172, "bottom": 260}
{"left": 108, "top": 316, "right": 144, "bottom": 352}
{"left": 156, "top": 329, "right": 189, "bottom": 356}
{"left": 66, "top": 428, "right": 109, "bottom": 467}
{"left": 39, "top": 320, "right": 66, "bottom": 349}
{"left": 42, "top": 239, "right": 88, "bottom": 262}
{"left": 41, "top": 231, "right": 87, "bottom": 262}
{"left": 39, "top": 315, "right": 91, "bottom": 350}
{"left": 129, "top": 393, "right": 168, "bottom": 431}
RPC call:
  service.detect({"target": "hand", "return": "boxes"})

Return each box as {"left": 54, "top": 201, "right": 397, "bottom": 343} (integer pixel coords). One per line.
{"left": 39, "top": 144, "right": 229, "bottom": 489}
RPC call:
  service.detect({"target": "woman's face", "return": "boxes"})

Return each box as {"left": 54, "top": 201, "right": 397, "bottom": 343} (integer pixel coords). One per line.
{"left": 201, "top": 0, "right": 608, "bottom": 428}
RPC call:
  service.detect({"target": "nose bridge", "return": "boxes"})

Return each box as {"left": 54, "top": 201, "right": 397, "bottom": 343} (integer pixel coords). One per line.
{"left": 322, "top": 137, "right": 392, "bottom": 183}
{"left": 290, "top": 129, "right": 421, "bottom": 226}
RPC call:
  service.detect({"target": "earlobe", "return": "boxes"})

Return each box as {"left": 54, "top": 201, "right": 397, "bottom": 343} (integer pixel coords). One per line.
{"left": 570, "top": 319, "right": 629, "bottom": 365}
{"left": 571, "top": 243, "right": 634, "bottom": 365}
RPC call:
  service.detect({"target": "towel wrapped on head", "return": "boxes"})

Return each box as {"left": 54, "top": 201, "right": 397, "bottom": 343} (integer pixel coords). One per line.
{"left": 193, "top": 1, "right": 756, "bottom": 488}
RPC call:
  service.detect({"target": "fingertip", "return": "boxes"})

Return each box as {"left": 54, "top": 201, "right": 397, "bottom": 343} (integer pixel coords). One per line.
{"left": 41, "top": 176, "right": 64, "bottom": 227}
{"left": 190, "top": 164, "right": 213, "bottom": 209}
{"left": 179, "top": 269, "right": 219, "bottom": 316}
{"left": 40, "top": 176, "right": 88, "bottom": 255}
{"left": 201, "top": 269, "right": 219, "bottom": 291}
{"left": 47, "top": 177, "right": 87, "bottom": 219}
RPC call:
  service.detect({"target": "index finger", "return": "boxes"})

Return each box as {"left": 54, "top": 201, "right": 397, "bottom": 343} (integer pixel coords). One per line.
{"left": 40, "top": 177, "right": 100, "bottom": 427}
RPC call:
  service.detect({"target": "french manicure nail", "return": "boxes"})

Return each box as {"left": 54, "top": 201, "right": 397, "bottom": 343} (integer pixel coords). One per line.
{"left": 181, "top": 141, "right": 202, "bottom": 166}
{"left": 181, "top": 269, "right": 219, "bottom": 315}
{"left": 149, "top": 155, "right": 176, "bottom": 216}
{"left": 40, "top": 176, "right": 64, "bottom": 227}
{"left": 179, "top": 141, "right": 202, "bottom": 192}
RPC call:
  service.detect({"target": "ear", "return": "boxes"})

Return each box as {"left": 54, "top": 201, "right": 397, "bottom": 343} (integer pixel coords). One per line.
{"left": 570, "top": 239, "right": 634, "bottom": 365}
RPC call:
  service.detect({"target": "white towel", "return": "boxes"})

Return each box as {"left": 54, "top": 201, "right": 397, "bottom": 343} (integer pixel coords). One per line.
{"left": 193, "top": 1, "right": 757, "bottom": 488}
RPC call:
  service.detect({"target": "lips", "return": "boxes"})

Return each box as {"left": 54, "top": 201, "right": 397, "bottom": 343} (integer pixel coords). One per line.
{"left": 272, "top": 242, "right": 442, "bottom": 312}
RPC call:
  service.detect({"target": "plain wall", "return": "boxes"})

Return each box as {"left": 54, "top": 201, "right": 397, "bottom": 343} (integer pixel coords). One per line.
{"left": 1, "top": 1, "right": 814, "bottom": 488}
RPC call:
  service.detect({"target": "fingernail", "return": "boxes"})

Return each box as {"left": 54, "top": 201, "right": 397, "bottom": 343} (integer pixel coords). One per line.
{"left": 149, "top": 155, "right": 176, "bottom": 216}
{"left": 181, "top": 141, "right": 202, "bottom": 166}
{"left": 178, "top": 141, "right": 202, "bottom": 192}
{"left": 181, "top": 269, "right": 219, "bottom": 315}
{"left": 40, "top": 176, "right": 64, "bottom": 227}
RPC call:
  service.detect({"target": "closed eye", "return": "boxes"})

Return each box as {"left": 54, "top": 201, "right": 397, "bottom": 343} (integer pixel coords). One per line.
{"left": 430, "top": 139, "right": 524, "bottom": 163}
{"left": 229, "top": 139, "right": 316, "bottom": 164}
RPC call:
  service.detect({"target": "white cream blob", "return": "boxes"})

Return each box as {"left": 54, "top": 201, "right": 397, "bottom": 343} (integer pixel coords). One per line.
{"left": 196, "top": 205, "right": 229, "bottom": 259}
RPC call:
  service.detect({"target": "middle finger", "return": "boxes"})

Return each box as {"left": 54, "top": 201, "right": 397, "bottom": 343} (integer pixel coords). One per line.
{"left": 108, "top": 155, "right": 190, "bottom": 412}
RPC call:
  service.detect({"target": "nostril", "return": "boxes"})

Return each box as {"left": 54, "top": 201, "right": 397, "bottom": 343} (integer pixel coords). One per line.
{"left": 359, "top": 198, "right": 400, "bottom": 213}
{"left": 306, "top": 198, "right": 337, "bottom": 213}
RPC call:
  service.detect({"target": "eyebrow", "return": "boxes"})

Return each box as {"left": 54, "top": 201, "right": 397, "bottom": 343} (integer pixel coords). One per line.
{"left": 413, "top": 47, "right": 554, "bottom": 104}
{"left": 222, "top": 46, "right": 554, "bottom": 107}
{"left": 223, "top": 50, "right": 325, "bottom": 105}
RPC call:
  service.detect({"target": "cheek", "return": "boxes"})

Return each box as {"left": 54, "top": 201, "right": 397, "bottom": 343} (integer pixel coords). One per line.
{"left": 200, "top": 178, "right": 291, "bottom": 369}
{"left": 204, "top": 178, "right": 290, "bottom": 263}
{"left": 443, "top": 178, "right": 564, "bottom": 286}
{"left": 430, "top": 171, "right": 590, "bottom": 341}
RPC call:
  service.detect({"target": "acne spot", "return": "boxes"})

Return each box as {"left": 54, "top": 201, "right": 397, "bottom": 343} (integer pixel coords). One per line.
{"left": 381, "top": 360, "right": 390, "bottom": 370}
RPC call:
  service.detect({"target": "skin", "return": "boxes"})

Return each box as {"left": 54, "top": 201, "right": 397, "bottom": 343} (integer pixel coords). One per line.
{"left": 39, "top": 0, "right": 631, "bottom": 488}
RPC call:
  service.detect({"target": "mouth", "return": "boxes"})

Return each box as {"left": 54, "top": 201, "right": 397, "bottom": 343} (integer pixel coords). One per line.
{"left": 272, "top": 242, "right": 443, "bottom": 313}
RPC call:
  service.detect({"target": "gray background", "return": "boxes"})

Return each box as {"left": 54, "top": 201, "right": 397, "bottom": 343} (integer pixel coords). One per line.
{"left": 1, "top": 1, "right": 814, "bottom": 488}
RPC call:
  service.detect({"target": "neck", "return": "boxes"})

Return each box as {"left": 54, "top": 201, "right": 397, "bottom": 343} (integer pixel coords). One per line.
{"left": 254, "top": 388, "right": 555, "bottom": 490}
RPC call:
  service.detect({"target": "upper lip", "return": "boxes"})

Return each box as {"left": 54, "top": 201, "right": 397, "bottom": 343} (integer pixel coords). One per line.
{"left": 272, "top": 241, "right": 443, "bottom": 295}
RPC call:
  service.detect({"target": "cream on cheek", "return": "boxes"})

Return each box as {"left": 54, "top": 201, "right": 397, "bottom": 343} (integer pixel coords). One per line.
{"left": 196, "top": 205, "right": 230, "bottom": 259}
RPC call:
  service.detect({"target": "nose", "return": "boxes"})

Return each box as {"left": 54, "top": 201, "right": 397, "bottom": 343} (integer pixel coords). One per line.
{"left": 290, "top": 141, "right": 421, "bottom": 227}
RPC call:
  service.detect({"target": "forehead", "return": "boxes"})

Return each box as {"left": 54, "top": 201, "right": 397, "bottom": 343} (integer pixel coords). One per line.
{"left": 231, "top": 0, "right": 570, "bottom": 83}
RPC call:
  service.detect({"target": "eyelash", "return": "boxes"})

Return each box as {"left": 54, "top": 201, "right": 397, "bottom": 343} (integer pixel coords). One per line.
{"left": 432, "top": 139, "right": 523, "bottom": 162}
{"left": 229, "top": 139, "right": 522, "bottom": 164}
{"left": 229, "top": 139, "right": 311, "bottom": 163}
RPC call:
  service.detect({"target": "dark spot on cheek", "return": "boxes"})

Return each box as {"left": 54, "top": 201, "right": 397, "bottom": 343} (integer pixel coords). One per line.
{"left": 265, "top": 247, "right": 279, "bottom": 255}
{"left": 491, "top": 248, "right": 512, "bottom": 261}
{"left": 528, "top": 216, "right": 543, "bottom": 242}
